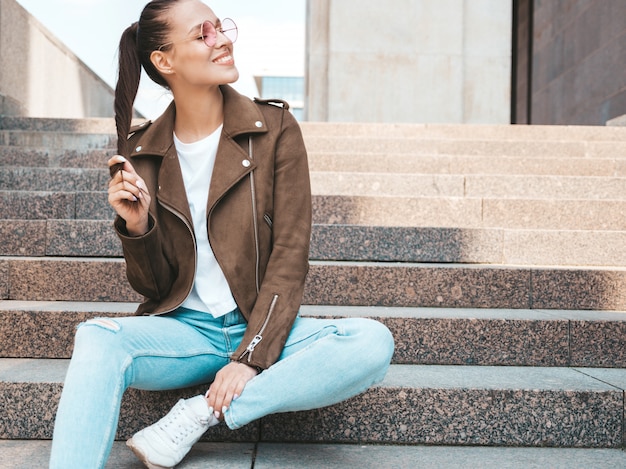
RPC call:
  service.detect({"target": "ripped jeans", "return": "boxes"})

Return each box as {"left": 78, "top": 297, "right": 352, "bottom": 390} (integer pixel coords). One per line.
{"left": 49, "top": 308, "right": 394, "bottom": 468}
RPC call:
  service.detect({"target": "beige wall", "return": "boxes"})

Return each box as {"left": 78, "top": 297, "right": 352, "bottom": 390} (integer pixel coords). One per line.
{"left": 306, "top": 0, "right": 512, "bottom": 123}
{"left": 0, "top": 0, "right": 114, "bottom": 118}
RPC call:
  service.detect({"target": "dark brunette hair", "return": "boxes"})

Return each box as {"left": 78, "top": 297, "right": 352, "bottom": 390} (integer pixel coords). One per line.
{"left": 115, "top": 0, "right": 184, "bottom": 156}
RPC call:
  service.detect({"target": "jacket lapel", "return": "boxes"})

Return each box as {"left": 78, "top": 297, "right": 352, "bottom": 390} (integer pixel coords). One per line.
{"left": 129, "top": 85, "right": 269, "bottom": 219}
{"left": 207, "top": 85, "right": 268, "bottom": 212}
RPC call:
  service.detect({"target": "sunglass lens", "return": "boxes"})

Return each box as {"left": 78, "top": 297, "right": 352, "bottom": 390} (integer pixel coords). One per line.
{"left": 221, "top": 18, "right": 238, "bottom": 43}
{"left": 202, "top": 21, "right": 217, "bottom": 47}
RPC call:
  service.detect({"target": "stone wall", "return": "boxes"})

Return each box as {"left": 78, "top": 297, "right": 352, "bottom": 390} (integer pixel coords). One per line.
{"left": 520, "top": 0, "right": 626, "bottom": 125}
{"left": 306, "top": 0, "right": 512, "bottom": 124}
{"left": 0, "top": 0, "right": 114, "bottom": 118}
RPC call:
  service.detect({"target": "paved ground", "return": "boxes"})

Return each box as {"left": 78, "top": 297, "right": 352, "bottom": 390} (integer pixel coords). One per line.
{"left": 1, "top": 441, "right": 625, "bottom": 468}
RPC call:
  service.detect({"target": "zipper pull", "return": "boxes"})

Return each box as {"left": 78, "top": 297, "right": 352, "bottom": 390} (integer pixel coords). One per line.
{"left": 246, "top": 335, "right": 263, "bottom": 353}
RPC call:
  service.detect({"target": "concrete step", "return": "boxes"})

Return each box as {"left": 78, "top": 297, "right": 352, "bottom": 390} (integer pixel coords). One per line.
{"left": 3, "top": 145, "right": 625, "bottom": 179}
{"left": 302, "top": 136, "right": 626, "bottom": 159}
{"left": 0, "top": 146, "right": 111, "bottom": 168}
{"left": 0, "top": 130, "right": 116, "bottom": 150}
{"left": 1, "top": 359, "right": 624, "bottom": 447}
{"left": 2, "top": 441, "right": 626, "bottom": 469}
{"left": 1, "top": 301, "right": 624, "bottom": 368}
{"left": 0, "top": 167, "right": 105, "bottom": 191}
{"left": 2, "top": 220, "right": 626, "bottom": 267}
{"left": 298, "top": 121, "right": 626, "bottom": 142}
{"left": 11, "top": 129, "right": 624, "bottom": 160}
{"left": 310, "top": 172, "right": 626, "bottom": 199}
{"left": 3, "top": 115, "right": 626, "bottom": 142}
{"left": 3, "top": 190, "right": 626, "bottom": 232}
{"left": 1, "top": 257, "right": 626, "bottom": 310}
{"left": 308, "top": 152, "right": 626, "bottom": 177}
{"left": 312, "top": 195, "right": 626, "bottom": 230}
{"left": 4, "top": 166, "right": 625, "bottom": 200}
{"left": 0, "top": 191, "right": 111, "bottom": 220}
{"left": 2, "top": 125, "right": 626, "bottom": 160}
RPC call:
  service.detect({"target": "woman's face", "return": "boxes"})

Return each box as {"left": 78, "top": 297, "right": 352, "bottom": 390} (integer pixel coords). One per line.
{"left": 159, "top": 0, "right": 239, "bottom": 88}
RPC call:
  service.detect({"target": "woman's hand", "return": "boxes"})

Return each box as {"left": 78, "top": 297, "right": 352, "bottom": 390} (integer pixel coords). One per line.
{"left": 205, "top": 361, "right": 259, "bottom": 420}
{"left": 107, "top": 155, "right": 151, "bottom": 236}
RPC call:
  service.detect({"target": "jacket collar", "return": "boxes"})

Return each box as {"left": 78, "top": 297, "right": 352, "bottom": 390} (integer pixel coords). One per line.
{"left": 129, "top": 85, "right": 267, "bottom": 222}
{"left": 129, "top": 84, "right": 267, "bottom": 158}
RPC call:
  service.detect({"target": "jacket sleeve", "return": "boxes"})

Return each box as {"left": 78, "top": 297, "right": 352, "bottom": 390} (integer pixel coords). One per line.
{"left": 232, "top": 109, "right": 312, "bottom": 370}
{"left": 114, "top": 214, "right": 175, "bottom": 302}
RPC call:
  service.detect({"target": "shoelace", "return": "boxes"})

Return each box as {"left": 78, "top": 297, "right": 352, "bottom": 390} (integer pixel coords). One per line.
{"left": 156, "top": 402, "right": 207, "bottom": 444}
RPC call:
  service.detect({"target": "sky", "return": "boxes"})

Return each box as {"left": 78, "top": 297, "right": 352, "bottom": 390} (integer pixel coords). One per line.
{"left": 15, "top": 0, "right": 306, "bottom": 119}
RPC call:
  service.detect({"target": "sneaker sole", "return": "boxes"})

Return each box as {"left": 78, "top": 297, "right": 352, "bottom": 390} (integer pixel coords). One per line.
{"left": 126, "top": 437, "right": 173, "bottom": 469}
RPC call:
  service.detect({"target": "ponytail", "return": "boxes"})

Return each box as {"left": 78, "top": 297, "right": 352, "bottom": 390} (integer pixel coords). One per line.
{"left": 114, "top": 22, "right": 141, "bottom": 157}
{"left": 114, "top": 1, "right": 181, "bottom": 157}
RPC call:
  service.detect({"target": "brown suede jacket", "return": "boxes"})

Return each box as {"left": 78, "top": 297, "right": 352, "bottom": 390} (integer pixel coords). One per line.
{"left": 114, "top": 85, "right": 312, "bottom": 370}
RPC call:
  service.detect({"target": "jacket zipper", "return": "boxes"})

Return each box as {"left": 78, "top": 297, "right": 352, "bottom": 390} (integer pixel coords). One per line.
{"left": 248, "top": 136, "right": 261, "bottom": 294}
{"left": 240, "top": 293, "right": 279, "bottom": 363}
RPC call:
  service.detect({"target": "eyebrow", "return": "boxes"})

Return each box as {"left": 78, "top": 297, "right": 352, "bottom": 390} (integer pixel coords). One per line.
{"left": 187, "top": 18, "right": 221, "bottom": 35}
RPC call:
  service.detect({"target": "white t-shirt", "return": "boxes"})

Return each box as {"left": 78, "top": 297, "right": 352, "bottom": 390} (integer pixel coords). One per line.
{"left": 174, "top": 125, "right": 237, "bottom": 317}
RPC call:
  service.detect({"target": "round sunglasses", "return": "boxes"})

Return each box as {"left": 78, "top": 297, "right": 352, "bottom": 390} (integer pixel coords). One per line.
{"left": 158, "top": 18, "right": 238, "bottom": 51}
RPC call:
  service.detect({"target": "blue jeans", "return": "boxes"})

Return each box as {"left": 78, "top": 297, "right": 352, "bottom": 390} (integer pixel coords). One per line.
{"left": 49, "top": 308, "right": 394, "bottom": 468}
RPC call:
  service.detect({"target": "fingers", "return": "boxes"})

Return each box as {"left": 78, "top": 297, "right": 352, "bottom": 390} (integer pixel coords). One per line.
{"left": 108, "top": 155, "right": 129, "bottom": 178}
{"left": 107, "top": 155, "right": 148, "bottom": 203}
{"left": 107, "top": 155, "right": 151, "bottom": 235}
{"left": 206, "top": 362, "right": 258, "bottom": 420}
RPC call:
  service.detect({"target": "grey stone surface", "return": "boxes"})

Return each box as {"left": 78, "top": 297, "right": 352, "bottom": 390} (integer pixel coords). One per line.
{"left": 606, "top": 114, "right": 626, "bottom": 126}
{"left": 0, "top": 302, "right": 584, "bottom": 365}
{"left": 0, "top": 167, "right": 103, "bottom": 191}
{"left": 2, "top": 441, "right": 626, "bottom": 469}
{"left": 570, "top": 320, "right": 626, "bottom": 368}
{"left": 304, "top": 262, "right": 532, "bottom": 309}
{"left": 0, "top": 116, "right": 118, "bottom": 133}
{"left": 311, "top": 194, "right": 484, "bottom": 227}
{"left": 256, "top": 444, "right": 626, "bottom": 469}
{"left": 310, "top": 225, "right": 503, "bottom": 263}
{"left": 308, "top": 151, "right": 626, "bottom": 177}
{"left": 5, "top": 258, "right": 626, "bottom": 310}
{"left": 7, "top": 258, "right": 141, "bottom": 302}
{"left": 310, "top": 172, "right": 465, "bottom": 197}
{"left": 46, "top": 219, "right": 120, "bottom": 257}
{"left": 75, "top": 191, "right": 116, "bottom": 219}
{"left": 0, "top": 220, "right": 46, "bottom": 256}
{"left": 503, "top": 230, "right": 626, "bottom": 267}
{"left": 0, "top": 440, "right": 255, "bottom": 469}
{"left": 0, "top": 191, "right": 75, "bottom": 219}
{"left": 465, "top": 175, "right": 626, "bottom": 200}
{"left": 483, "top": 198, "right": 626, "bottom": 231}
{"left": 1, "top": 361, "right": 623, "bottom": 447}
{"left": 261, "top": 365, "right": 624, "bottom": 447}
{"left": 0, "top": 130, "right": 115, "bottom": 149}
{"left": 532, "top": 268, "right": 626, "bottom": 311}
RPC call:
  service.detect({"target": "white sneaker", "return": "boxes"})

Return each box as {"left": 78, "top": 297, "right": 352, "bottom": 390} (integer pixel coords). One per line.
{"left": 126, "top": 395, "right": 219, "bottom": 469}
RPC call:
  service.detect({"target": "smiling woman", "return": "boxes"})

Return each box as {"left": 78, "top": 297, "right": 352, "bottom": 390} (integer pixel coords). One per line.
{"left": 47, "top": 1, "right": 393, "bottom": 468}
{"left": 15, "top": 0, "right": 305, "bottom": 118}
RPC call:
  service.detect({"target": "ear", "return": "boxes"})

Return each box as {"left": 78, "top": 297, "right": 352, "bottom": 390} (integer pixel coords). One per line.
{"left": 150, "top": 50, "right": 174, "bottom": 75}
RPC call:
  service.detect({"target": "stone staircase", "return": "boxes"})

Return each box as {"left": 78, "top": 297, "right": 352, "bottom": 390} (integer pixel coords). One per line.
{"left": 0, "top": 116, "right": 625, "bottom": 466}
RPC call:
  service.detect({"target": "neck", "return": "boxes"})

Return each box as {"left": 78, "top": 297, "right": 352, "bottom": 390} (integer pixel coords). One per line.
{"left": 172, "top": 85, "right": 225, "bottom": 143}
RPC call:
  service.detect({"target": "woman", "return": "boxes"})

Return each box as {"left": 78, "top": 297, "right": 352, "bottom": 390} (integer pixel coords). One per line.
{"left": 50, "top": 1, "right": 394, "bottom": 468}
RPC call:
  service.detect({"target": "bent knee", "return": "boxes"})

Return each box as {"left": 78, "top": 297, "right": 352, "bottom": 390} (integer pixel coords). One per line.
{"left": 352, "top": 318, "right": 395, "bottom": 361}
{"left": 73, "top": 317, "right": 123, "bottom": 355}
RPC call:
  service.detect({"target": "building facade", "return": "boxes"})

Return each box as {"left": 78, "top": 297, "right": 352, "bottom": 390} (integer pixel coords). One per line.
{"left": 306, "top": 0, "right": 626, "bottom": 125}
{"left": 0, "top": 0, "right": 113, "bottom": 118}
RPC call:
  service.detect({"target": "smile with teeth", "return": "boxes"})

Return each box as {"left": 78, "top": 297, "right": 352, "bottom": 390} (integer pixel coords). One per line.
{"left": 213, "top": 54, "right": 233, "bottom": 64}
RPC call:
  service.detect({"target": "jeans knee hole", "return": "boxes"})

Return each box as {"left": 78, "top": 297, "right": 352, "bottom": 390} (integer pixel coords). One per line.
{"left": 82, "top": 318, "right": 121, "bottom": 332}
